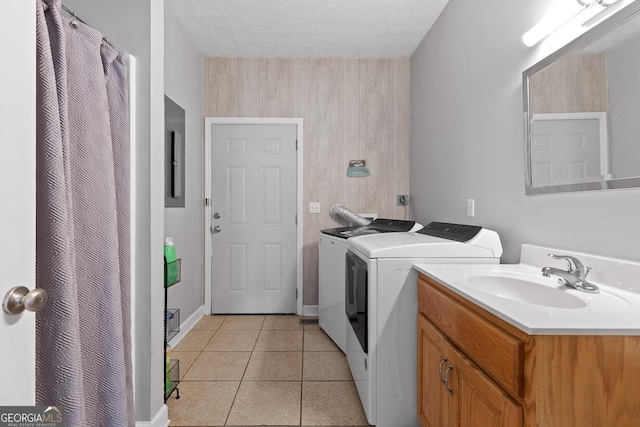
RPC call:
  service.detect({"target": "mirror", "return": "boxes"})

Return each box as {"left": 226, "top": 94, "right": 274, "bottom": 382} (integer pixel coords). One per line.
{"left": 523, "top": 2, "right": 640, "bottom": 194}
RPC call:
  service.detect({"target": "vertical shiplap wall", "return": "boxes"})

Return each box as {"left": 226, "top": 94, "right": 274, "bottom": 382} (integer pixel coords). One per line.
{"left": 529, "top": 53, "right": 607, "bottom": 114}
{"left": 204, "top": 58, "right": 410, "bottom": 306}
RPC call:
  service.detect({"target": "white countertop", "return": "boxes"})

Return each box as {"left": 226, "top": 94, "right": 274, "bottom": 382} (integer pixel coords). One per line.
{"left": 413, "top": 244, "right": 640, "bottom": 335}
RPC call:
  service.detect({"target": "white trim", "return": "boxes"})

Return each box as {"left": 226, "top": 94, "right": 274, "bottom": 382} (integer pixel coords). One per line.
{"left": 531, "top": 112, "right": 610, "bottom": 176}
{"left": 302, "top": 305, "right": 319, "bottom": 317}
{"left": 204, "top": 117, "right": 304, "bottom": 315}
{"left": 136, "top": 403, "right": 169, "bottom": 427}
{"left": 149, "top": 0, "right": 166, "bottom": 417}
{"left": 167, "top": 305, "right": 204, "bottom": 348}
{"left": 127, "top": 53, "right": 138, "bottom": 406}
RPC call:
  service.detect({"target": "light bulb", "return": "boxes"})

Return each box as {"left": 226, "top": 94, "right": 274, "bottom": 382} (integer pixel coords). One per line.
{"left": 522, "top": 0, "right": 593, "bottom": 46}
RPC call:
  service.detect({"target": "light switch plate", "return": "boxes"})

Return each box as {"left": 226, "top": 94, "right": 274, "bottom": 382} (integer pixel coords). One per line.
{"left": 467, "top": 199, "right": 475, "bottom": 217}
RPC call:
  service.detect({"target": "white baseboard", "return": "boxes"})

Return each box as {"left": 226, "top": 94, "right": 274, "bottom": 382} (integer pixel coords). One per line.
{"left": 302, "top": 304, "right": 319, "bottom": 316}
{"left": 136, "top": 404, "right": 169, "bottom": 427}
{"left": 167, "top": 305, "right": 204, "bottom": 348}
{"left": 134, "top": 307, "right": 202, "bottom": 427}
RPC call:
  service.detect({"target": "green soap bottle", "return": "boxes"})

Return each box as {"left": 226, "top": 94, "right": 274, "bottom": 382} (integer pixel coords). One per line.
{"left": 164, "top": 237, "right": 178, "bottom": 285}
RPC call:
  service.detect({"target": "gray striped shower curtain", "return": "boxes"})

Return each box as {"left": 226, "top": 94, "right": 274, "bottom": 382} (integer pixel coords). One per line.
{"left": 35, "top": 0, "right": 133, "bottom": 425}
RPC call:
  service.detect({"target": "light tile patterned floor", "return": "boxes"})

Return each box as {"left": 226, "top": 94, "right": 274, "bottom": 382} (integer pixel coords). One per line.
{"left": 167, "top": 315, "right": 371, "bottom": 426}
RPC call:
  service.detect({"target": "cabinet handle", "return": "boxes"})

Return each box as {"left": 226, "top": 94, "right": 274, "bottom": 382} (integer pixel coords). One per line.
{"left": 438, "top": 357, "right": 448, "bottom": 383}
{"left": 444, "top": 365, "right": 454, "bottom": 395}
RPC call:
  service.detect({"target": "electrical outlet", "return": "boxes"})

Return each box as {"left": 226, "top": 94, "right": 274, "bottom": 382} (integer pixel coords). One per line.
{"left": 397, "top": 195, "right": 409, "bottom": 206}
{"left": 467, "top": 199, "right": 475, "bottom": 217}
{"left": 309, "top": 202, "right": 321, "bottom": 214}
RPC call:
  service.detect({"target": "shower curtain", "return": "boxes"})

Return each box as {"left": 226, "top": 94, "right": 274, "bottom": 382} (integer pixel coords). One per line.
{"left": 35, "top": 1, "right": 133, "bottom": 426}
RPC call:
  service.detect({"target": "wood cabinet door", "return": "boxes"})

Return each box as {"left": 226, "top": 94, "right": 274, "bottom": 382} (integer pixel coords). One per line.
{"left": 417, "top": 314, "right": 451, "bottom": 427}
{"left": 450, "top": 347, "right": 522, "bottom": 427}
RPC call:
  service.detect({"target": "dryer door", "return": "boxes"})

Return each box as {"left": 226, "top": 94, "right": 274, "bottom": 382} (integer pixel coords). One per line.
{"left": 345, "top": 250, "right": 368, "bottom": 353}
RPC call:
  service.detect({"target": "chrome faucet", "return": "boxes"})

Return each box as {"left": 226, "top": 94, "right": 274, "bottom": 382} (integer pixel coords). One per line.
{"left": 541, "top": 254, "right": 599, "bottom": 294}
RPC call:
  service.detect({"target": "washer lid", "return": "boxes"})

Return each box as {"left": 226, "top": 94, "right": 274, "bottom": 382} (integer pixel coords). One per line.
{"left": 348, "top": 228, "right": 502, "bottom": 259}
{"left": 320, "top": 218, "right": 421, "bottom": 239}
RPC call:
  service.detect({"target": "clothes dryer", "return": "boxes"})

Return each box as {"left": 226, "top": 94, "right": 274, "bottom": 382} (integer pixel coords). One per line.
{"left": 345, "top": 222, "right": 503, "bottom": 427}
{"left": 319, "top": 219, "right": 421, "bottom": 353}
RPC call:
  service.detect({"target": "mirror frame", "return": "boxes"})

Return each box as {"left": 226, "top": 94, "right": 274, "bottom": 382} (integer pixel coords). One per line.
{"left": 523, "top": 1, "right": 640, "bottom": 195}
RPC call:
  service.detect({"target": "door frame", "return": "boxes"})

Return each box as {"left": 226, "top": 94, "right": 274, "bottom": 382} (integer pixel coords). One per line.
{"left": 204, "top": 117, "right": 304, "bottom": 315}
{"left": 1, "top": 0, "right": 36, "bottom": 405}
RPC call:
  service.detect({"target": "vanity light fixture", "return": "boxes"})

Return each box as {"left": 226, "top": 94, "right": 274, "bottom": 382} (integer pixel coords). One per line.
{"left": 581, "top": 0, "right": 629, "bottom": 27}
{"left": 522, "top": 0, "right": 622, "bottom": 47}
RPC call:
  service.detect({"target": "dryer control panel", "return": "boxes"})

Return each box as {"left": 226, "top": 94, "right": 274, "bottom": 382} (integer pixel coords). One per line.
{"left": 417, "top": 222, "right": 483, "bottom": 242}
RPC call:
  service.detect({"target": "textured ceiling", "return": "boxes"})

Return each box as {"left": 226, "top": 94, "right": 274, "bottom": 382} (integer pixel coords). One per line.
{"left": 165, "top": 0, "right": 450, "bottom": 57}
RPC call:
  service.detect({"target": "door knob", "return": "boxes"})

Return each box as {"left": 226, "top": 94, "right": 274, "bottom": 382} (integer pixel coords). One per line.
{"left": 3, "top": 286, "right": 48, "bottom": 315}
{"left": 211, "top": 225, "right": 222, "bottom": 233}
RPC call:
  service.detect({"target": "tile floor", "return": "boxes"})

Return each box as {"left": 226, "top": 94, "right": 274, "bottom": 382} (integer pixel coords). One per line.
{"left": 167, "top": 314, "right": 371, "bottom": 426}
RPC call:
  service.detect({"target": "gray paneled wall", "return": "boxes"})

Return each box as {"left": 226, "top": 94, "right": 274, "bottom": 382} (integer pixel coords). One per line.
{"left": 204, "top": 57, "right": 410, "bottom": 306}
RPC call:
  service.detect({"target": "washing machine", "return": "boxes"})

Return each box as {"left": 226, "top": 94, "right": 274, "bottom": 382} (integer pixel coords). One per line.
{"left": 319, "top": 219, "right": 422, "bottom": 353}
{"left": 344, "top": 222, "right": 503, "bottom": 427}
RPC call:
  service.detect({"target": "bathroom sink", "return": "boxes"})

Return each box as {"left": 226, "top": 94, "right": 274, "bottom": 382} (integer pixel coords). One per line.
{"left": 466, "top": 274, "right": 587, "bottom": 309}
{"left": 414, "top": 245, "right": 640, "bottom": 335}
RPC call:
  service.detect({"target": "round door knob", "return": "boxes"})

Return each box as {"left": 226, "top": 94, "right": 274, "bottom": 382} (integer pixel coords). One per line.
{"left": 3, "top": 286, "right": 48, "bottom": 315}
{"left": 212, "top": 225, "right": 222, "bottom": 233}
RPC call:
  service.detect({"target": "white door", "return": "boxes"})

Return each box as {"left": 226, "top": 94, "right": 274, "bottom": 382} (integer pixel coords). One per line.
{"left": 0, "top": 1, "right": 37, "bottom": 404}
{"left": 211, "top": 124, "right": 297, "bottom": 313}
{"left": 530, "top": 115, "right": 605, "bottom": 187}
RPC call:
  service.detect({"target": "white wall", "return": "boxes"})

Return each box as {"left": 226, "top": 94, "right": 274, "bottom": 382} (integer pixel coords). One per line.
{"left": 607, "top": 36, "right": 640, "bottom": 178}
{"left": 164, "top": 9, "right": 205, "bottom": 327}
{"left": 63, "top": 0, "right": 165, "bottom": 423}
{"left": 410, "top": 0, "right": 640, "bottom": 264}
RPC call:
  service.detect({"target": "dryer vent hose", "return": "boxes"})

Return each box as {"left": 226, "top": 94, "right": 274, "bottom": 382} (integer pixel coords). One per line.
{"left": 330, "top": 205, "right": 371, "bottom": 226}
